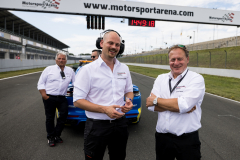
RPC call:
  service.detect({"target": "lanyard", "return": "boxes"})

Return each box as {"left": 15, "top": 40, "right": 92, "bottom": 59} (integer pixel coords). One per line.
{"left": 169, "top": 69, "right": 188, "bottom": 95}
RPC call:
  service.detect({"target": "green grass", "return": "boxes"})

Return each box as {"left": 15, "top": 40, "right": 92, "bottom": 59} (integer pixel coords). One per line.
{"left": 120, "top": 46, "right": 240, "bottom": 69}
{"left": 0, "top": 67, "right": 46, "bottom": 79}
{"left": 128, "top": 65, "right": 240, "bottom": 102}
{"left": 0, "top": 63, "right": 78, "bottom": 79}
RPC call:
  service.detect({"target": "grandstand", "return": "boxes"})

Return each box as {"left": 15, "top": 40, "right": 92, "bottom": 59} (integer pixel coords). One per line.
{"left": 186, "top": 36, "right": 240, "bottom": 51}
{"left": 0, "top": 10, "right": 81, "bottom": 60}
{"left": 124, "top": 35, "right": 240, "bottom": 57}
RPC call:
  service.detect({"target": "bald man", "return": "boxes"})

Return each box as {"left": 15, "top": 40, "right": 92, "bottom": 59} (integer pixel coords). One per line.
{"left": 73, "top": 31, "right": 133, "bottom": 160}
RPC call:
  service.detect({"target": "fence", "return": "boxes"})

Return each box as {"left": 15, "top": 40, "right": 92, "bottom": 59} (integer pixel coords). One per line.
{"left": 119, "top": 50, "right": 240, "bottom": 70}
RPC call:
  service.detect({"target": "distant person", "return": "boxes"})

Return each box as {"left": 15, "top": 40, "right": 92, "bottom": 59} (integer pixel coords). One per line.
{"left": 37, "top": 53, "right": 75, "bottom": 147}
{"left": 91, "top": 49, "right": 101, "bottom": 61}
{"left": 146, "top": 44, "right": 205, "bottom": 160}
{"left": 76, "top": 49, "right": 101, "bottom": 75}
{"left": 73, "top": 30, "right": 133, "bottom": 160}
{"left": 16, "top": 55, "right": 20, "bottom": 59}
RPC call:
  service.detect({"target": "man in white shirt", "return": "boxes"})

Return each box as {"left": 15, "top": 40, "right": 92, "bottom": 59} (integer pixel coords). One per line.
{"left": 37, "top": 53, "right": 75, "bottom": 147}
{"left": 73, "top": 31, "right": 133, "bottom": 160}
{"left": 146, "top": 45, "right": 205, "bottom": 160}
{"left": 91, "top": 49, "right": 101, "bottom": 61}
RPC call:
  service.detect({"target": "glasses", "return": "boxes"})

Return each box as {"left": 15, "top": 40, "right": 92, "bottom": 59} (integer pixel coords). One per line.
{"left": 91, "top": 56, "right": 96, "bottom": 58}
{"left": 60, "top": 71, "right": 65, "bottom": 79}
{"left": 170, "top": 44, "right": 186, "bottom": 49}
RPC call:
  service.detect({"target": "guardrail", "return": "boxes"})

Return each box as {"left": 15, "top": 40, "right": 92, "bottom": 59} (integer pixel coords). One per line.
{"left": 0, "top": 59, "right": 77, "bottom": 72}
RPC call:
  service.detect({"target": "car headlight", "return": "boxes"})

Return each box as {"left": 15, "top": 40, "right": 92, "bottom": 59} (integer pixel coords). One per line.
{"left": 134, "top": 91, "right": 140, "bottom": 97}
{"left": 66, "top": 87, "right": 73, "bottom": 97}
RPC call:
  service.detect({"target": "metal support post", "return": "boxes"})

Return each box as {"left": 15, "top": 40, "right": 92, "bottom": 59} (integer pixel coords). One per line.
{"left": 196, "top": 52, "right": 198, "bottom": 67}
{"left": 225, "top": 50, "right": 227, "bottom": 68}
{"left": 209, "top": 51, "right": 211, "bottom": 68}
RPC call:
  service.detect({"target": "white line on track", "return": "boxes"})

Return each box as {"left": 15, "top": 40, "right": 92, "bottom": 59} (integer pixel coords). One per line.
{"left": 218, "top": 115, "right": 240, "bottom": 120}
{"left": 130, "top": 71, "right": 240, "bottom": 104}
{"left": 0, "top": 71, "right": 42, "bottom": 81}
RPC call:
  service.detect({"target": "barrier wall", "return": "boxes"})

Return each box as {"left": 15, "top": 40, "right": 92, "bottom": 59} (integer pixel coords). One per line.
{"left": 0, "top": 59, "right": 77, "bottom": 72}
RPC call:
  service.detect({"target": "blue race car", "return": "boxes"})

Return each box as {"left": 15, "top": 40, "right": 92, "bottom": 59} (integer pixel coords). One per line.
{"left": 57, "top": 61, "right": 142, "bottom": 125}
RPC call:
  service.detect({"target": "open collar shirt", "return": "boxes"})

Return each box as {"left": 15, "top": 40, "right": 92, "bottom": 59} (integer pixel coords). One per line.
{"left": 148, "top": 68, "right": 205, "bottom": 136}
{"left": 73, "top": 56, "right": 133, "bottom": 120}
{"left": 37, "top": 64, "right": 75, "bottom": 96}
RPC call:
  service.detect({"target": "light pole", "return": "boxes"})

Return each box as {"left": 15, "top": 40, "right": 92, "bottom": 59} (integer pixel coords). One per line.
{"left": 145, "top": 38, "right": 147, "bottom": 51}
{"left": 162, "top": 31, "right": 164, "bottom": 49}
{"left": 193, "top": 31, "right": 195, "bottom": 44}
{"left": 150, "top": 46, "right": 153, "bottom": 50}
{"left": 213, "top": 25, "right": 215, "bottom": 40}
{"left": 164, "top": 42, "right": 167, "bottom": 49}
{"left": 187, "top": 35, "right": 192, "bottom": 44}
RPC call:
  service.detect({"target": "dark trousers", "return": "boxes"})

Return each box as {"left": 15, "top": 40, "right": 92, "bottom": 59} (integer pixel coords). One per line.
{"left": 42, "top": 96, "right": 68, "bottom": 139}
{"left": 84, "top": 117, "right": 129, "bottom": 160}
{"left": 155, "top": 131, "right": 201, "bottom": 160}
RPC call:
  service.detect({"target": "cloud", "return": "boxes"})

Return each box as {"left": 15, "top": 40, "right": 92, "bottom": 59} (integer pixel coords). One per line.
{"left": 51, "top": 16, "right": 86, "bottom": 24}
{"left": 52, "top": 17, "right": 67, "bottom": 22}
{"left": 61, "top": 34, "right": 98, "bottom": 54}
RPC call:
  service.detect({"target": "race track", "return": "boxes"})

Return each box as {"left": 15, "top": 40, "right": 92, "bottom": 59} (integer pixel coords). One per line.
{"left": 0, "top": 72, "right": 240, "bottom": 160}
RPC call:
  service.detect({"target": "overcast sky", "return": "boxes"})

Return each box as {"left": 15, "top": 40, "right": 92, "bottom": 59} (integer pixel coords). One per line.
{"left": 10, "top": 0, "right": 240, "bottom": 55}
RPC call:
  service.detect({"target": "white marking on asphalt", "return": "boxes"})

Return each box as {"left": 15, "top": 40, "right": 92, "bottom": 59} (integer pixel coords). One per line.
{"left": 205, "top": 93, "right": 240, "bottom": 104}
{"left": 130, "top": 71, "right": 240, "bottom": 104}
{"left": 0, "top": 71, "right": 42, "bottom": 81}
{"left": 218, "top": 115, "right": 240, "bottom": 120}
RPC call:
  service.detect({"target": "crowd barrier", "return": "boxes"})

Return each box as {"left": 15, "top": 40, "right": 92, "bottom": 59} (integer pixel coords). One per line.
{"left": 0, "top": 59, "right": 77, "bottom": 72}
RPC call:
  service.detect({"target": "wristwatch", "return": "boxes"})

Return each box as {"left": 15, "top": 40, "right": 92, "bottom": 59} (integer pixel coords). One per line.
{"left": 126, "top": 97, "right": 132, "bottom": 102}
{"left": 153, "top": 97, "right": 158, "bottom": 106}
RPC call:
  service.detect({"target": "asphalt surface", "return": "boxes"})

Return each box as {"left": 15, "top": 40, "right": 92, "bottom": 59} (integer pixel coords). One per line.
{"left": 0, "top": 72, "right": 240, "bottom": 160}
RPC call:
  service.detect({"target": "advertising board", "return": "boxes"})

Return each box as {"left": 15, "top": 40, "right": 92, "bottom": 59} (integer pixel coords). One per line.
{"left": 0, "top": 0, "right": 239, "bottom": 26}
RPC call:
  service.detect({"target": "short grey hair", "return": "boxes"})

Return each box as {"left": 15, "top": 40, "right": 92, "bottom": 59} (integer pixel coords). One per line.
{"left": 55, "top": 52, "right": 67, "bottom": 60}
{"left": 168, "top": 45, "right": 189, "bottom": 58}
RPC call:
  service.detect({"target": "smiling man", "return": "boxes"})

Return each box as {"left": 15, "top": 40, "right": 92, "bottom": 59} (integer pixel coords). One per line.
{"left": 37, "top": 53, "right": 75, "bottom": 147}
{"left": 91, "top": 49, "right": 101, "bottom": 61}
{"left": 73, "top": 30, "right": 133, "bottom": 160}
{"left": 146, "top": 45, "right": 205, "bottom": 160}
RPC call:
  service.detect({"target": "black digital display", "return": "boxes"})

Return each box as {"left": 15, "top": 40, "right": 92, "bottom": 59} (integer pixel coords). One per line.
{"left": 128, "top": 18, "right": 155, "bottom": 27}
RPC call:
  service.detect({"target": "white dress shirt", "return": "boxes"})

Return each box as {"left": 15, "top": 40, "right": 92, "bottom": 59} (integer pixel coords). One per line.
{"left": 73, "top": 56, "right": 133, "bottom": 120}
{"left": 148, "top": 68, "right": 205, "bottom": 136}
{"left": 37, "top": 64, "right": 75, "bottom": 96}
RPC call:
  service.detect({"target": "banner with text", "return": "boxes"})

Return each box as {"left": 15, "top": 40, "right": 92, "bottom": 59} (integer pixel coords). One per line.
{"left": 0, "top": 0, "right": 240, "bottom": 26}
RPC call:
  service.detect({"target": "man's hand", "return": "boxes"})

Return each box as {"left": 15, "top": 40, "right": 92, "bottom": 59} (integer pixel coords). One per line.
{"left": 146, "top": 93, "right": 157, "bottom": 107}
{"left": 39, "top": 90, "right": 49, "bottom": 100}
{"left": 187, "top": 106, "right": 196, "bottom": 113}
{"left": 104, "top": 105, "right": 125, "bottom": 119}
{"left": 121, "top": 98, "right": 133, "bottom": 113}
{"left": 42, "top": 95, "right": 49, "bottom": 100}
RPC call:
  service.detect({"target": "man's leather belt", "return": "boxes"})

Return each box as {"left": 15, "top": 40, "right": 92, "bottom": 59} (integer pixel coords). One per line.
{"left": 157, "top": 130, "right": 198, "bottom": 138}
{"left": 47, "top": 94, "right": 65, "bottom": 98}
{"left": 87, "top": 116, "right": 126, "bottom": 123}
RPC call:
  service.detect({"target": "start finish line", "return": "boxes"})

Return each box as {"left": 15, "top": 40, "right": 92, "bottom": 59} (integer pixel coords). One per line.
{"left": 0, "top": 0, "right": 239, "bottom": 26}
